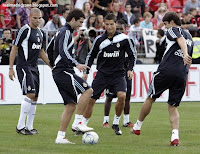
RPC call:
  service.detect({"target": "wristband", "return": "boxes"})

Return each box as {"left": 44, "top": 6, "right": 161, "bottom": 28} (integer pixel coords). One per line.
{"left": 102, "top": 7, "right": 105, "bottom": 10}
{"left": 9, "top": 67, "right": 13, "bottom": 69}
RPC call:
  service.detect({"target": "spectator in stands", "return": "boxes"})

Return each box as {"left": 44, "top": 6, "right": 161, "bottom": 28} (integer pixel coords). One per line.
{"left": 146, "top": 0, "right": 168, "bottom": 17}
{"left": 176, "top": 9, "right": 183, "bottom": 20}
{"left": 60, "top": 8, "right": 70, "bottom": 26}
{"left": 190, "top": 8, "right": 200, "bottom": 29}
{"left": 57, "top": 0, "right": 73, "bottom": 14}
{"left": 154, "top": 5, "right": 167, "bottom": 28}
{"left": 74, "top": 27, "right": 92, "bottom": 64}
{"left": 181, "top": 11, "right": 198, "bottom": 37}
{"left": 16, "top": 0, "right": 31, "bottom": 29}
{"left": 95, "top": 14, "right": 104, "bottom": 30}
{"left": 154, "top": 29, "right": 166, "bottom": 64}
{"left": 128, "top": 18, "right": 142, "bottom": 48}
{"left": 123, "top": 3, "right": 136, "bottom": 27}
{"left": 86, "top": 14, "right": 96, "bottom": 29}
{"left": 43, "top": 14, "right": 62, "bottom": 39}
{"left": 75, "top": 0, "right": 93, "bottom": 9}
{"left": 0, "top": 28, "right": 12, "bottom": 65}
{"left": 82, "top": 2, "right": 94, "bottom": 28}
{"left": 32, "top": 0, "right": 53, "bottom": 24}
{"left": 64, "top": 3, "right": 73, "bottom": 10}
{"left": 110, "top": 0, "right": 127, "bottom": 13}
{"left": 126, "top": 0, "right": 145, "bottom": 18}
{"left": 140, "top": 12, "right": 153, "bottom": 29}
{"left": 93, "top": 0, "right": 112, "bottom": 17}
{"left": 111, "top": 1, "right": 123, "bottom": 21}
{"left": 0, "top": 0, "right": 14, "bottom": 37}
{"left": 183, "top": 0, "right": 200, "bottom": 14}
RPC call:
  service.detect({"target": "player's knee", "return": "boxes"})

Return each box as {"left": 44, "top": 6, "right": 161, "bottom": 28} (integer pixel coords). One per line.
{"left": 117, "top": 92, "right": 126, "bottom": 100}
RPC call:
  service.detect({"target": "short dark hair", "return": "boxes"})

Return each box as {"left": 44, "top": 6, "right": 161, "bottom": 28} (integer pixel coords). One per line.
{"left": 162, "top": 12, "right": 181, "bottom": 26}
{"left": 125, "top": 2, "right": 131, "bottom": 7}
{"left": 62, "top": 8, "right": 69, "bottom": 14}
{"left": 104, "top": 13, "right": 116, "bottom": 22}
{"left": 133, "top": 18, "right": 140, "bottom": 24}
{"left": 3, "top": 28, "right": 11, "bottom": 34}
{"left": 117, "top": 19, "right": 126, "bottom": 26}
{"left": 157, "top": 29, "right": 165, "bottom": 37}
{"left": 66, "top": 9, "right": 85, "bottom": 22}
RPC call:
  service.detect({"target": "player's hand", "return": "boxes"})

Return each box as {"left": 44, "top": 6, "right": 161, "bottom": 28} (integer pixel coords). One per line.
{"left": 82, "top": 73, "right": 88, "bottom": 81}
{"left": 9, "top": 68, "right": 15, "bottom": 81}
{"left": 183, "top": 54, "right": 192, "bottom": 66}
{"left": 76, "top": 64, "right": 90, "bottom": 72}
{"left": 127, "top": 70, "right": 133, "bottom": 80}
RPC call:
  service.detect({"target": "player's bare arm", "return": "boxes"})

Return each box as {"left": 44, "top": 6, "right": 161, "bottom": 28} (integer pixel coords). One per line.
{"left": 127, "top": 70, "right": 133, "bottom": 80}
{"left": 9, "top": 45, "right": 18, "bottom": 81}
{"left": 177, "top": 37, "right": 192, "bottom": 66}
{"left": 39, "top": 49, "right": 53, "bottom": 69}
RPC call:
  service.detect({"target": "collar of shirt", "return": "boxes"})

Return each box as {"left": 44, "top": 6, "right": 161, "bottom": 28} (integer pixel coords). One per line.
{"left": 65, "top": 23, "right": 74, "bottom": 33}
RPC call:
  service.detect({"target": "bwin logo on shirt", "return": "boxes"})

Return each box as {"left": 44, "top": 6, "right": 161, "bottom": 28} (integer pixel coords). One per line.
{"left": 32, "top": 43, "right": 42, "bottom": 49}
{"left": 103, "top": 51, "right": 120, "bottom": 57}
{"left": 174, "top": 49, "right": 184, "bottom": 58}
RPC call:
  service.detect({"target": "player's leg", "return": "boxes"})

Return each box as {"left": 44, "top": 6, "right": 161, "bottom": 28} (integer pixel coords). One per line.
{"left": 70, "top": 73, "right": 94, "bottom": 132}
{"left": 112, "top": 91, "right": 126, "bottom": 135}
{"left": 131, "top": 71, "right": 168, "bottom": 135}
{"left": 168, "top": 105, "right": 179, "bottom": 146}
{"left": 26, "top": 70, "right": 40, "bottom": 134}
{"left": 16, "top": 68, "right": 36, "bottom": 135}
{"left": 82, "top": 72, "right": 106, "bottom": 127}
{"left": 53, "top": 71, "right": 78, "bottom": 144}
{"left": 103, "top": 96, "right": 113, "bottom": 128}
{"left": 55, "top": 102, "right": 76, "bottom": 144}
{"left": 123, "top": 77, "right": 133, "bottom": 127}
{"left": 168, "top": 77, "right": 186, "bottom": 146}
{"left": 130, "top": 96, "right": 156, "bottom": 135}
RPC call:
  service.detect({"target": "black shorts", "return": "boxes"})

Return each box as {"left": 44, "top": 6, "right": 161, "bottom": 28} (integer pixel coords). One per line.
{"left": 17, "top": 66, "right": 40, "bottom": 97}
{"left": 148, "top": 71, "right": 186, "bottom": 106}
{"left": 106, "top": 72, "right": 132, "bottom": 98}
{"left": 92, "top": 72, "right": 127, "bottom": 99}
{"left": 53, "top": 70, "right": 91, "bottom": 105}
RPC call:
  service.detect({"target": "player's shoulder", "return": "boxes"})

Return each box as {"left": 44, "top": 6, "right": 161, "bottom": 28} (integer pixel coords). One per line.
{"left": 113, "top": 32, "right": 129, "bottom": 43}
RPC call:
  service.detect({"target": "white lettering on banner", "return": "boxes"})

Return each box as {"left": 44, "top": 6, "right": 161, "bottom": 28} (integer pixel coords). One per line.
{"left": 0, "top": 65, "right": 200, "bottom": 104}
{"left": 142, "top": 29, "right": 157, "bottom": 58}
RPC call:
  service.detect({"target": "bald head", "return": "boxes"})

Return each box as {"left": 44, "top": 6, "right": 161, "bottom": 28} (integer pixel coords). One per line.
{"left": 30, "top": 8, "right": 42, "bottom": 16}
{"left": 29, "top": 8, "right": 42, "bottom": 29}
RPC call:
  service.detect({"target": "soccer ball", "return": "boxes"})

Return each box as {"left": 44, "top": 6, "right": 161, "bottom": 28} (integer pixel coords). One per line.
{"left": 82, "top": 131, "right": 99, "bottom": 145}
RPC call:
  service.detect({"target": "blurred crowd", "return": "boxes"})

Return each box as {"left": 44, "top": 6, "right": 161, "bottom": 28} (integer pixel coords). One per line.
{"left": 1, "top": 0, "right": 200, "bottom": 64}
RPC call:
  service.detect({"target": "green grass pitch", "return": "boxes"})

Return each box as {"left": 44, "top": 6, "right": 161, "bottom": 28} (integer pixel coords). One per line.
{"left": 0, "top": 102, "right": 200, "bottom": 154}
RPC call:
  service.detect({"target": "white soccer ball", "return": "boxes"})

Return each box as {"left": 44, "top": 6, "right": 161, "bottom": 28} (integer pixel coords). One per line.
{"left": 82, "top": 131, "right": 99, "bottom": 145}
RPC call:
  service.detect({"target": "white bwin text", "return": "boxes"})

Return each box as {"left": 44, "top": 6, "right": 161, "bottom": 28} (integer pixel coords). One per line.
{"left": 32, "top": 43, "right": 42, "bottom": 49}
{"left": 103, "top": 51, "right": 120, "bottom": 57}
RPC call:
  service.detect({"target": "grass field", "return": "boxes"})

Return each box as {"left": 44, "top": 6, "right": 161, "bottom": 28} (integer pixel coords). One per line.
{"left": 0, "top": 102, "right": 200, "bottom": 154}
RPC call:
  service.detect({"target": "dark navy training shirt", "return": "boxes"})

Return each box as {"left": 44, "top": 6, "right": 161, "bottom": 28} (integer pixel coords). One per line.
{"left": 85, "top": 31, "right": 137, "bottom": 75}
{"left": 157, "top": 27, "right": 193, "bottom": 80}
{"left": 14, "top": 24, "right": 44, "bottom": 68}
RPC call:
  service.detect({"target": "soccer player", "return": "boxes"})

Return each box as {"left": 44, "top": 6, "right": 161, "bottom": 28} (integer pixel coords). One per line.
{"left": 9, "top": 8, "right": 52, "bottom": 135}
{"left": 130, "top": 12, "right": 193, "bottom": 146}
{"left": 81, "top": 13, "right": 137, "bottom": 135}
{"left": 103, "top": 19, "right": 134, "bottom": 128}
{"left": 51, "top": 9, "right": 93, "bottom": 144}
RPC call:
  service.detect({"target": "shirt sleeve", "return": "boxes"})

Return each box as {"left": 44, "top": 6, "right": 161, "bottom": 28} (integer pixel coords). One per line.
{"left": 13, "top": 27, "right": 29, "bottom": 47}
{"left": 125, "top": 37, "right": 137, "bottom": 71}
{"left": 59, "top": 30, "right": 79, "bottom": 66}
{"left": 85, "top": 36, "right": 101, "bottom": 74}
